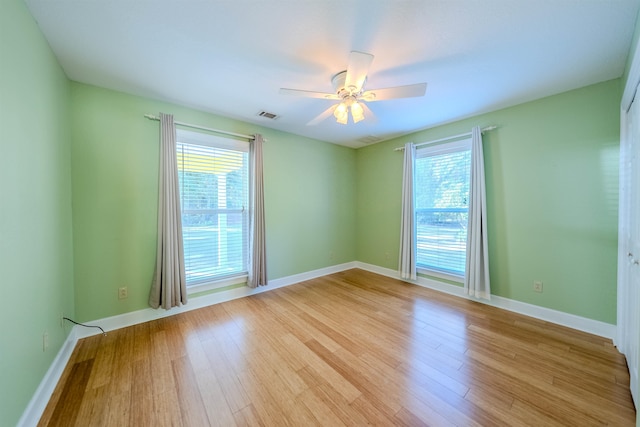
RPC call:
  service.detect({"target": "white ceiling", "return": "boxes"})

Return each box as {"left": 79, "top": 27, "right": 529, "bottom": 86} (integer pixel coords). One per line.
{"left": 25, "top": 0, "right": 640, "bottom": 148}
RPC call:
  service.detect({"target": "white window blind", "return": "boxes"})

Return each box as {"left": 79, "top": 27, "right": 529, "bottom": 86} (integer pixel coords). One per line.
{"left": 176, "top": 130, "right": 249, "bottom": 286}
{"left": 415, "top": 138, "right": 471, "bottom": 277}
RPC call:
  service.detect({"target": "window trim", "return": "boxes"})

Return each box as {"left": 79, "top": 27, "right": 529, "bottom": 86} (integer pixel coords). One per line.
{"left": 176, "top": 128, "right": 251, "bottom": 289}
{"left": 178, "top": 128, "right": 250, "bottom": 153}
{"left": 186, "top": 273, "right": 248, "bottom": 295}
{"left": 417, "top": 267, "right": 464, "bottom": 283}
{"left": 416, "top": 137, "right": 471, "bottom": 158}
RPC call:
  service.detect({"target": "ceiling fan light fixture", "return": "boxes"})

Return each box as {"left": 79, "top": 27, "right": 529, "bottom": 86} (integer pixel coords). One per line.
{"left": 336, "top": 115, "right": 348, "bottom": 125}
{"left": 351, "top": 102, "right": 364, "bottom": 123}
{"left": 334, "top": 102, "right": 347, "bottom": 118}
{"left": 334, "top": 102, "right": 349, "bottom": 124}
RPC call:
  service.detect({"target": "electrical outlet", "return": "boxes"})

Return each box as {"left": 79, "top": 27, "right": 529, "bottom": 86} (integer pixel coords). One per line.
{"left": 329, "top": 251, "right": 334, "bottom": 261}
{"left": 43, "top": 331, "right": 49, "bottom": 352}
{"left": 385, "top": 251, "right": 390, "bottom": 260}
{"left": 118, "top": 287, "right": 128, "bottom": 299}
{"left": 60, "top": 312, "right": 64, "bottom": 328}
{"left": 533, "top": 280, "right": 543, "bottom": 293}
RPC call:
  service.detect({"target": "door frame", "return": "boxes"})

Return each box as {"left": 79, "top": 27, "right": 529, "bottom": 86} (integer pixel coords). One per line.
{"left": 617, "top": 35, "right": 640, "bottom": 413}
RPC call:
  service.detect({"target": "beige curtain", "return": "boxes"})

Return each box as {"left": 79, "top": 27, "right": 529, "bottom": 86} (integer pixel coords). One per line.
{"left": 149, "top": 112, "right": 187, "bottom": 309}
{"left": 248, "top": 134, "right": 267, "bottom": 288}
{"left": 399, "top": 142, "right": 417, "bottom": 280}
{"left": 464, "top": 126, "right": 490, "bottom": 299}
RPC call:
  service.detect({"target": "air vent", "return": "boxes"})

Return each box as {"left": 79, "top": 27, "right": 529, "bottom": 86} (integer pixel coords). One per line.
{"left": 358, "top": 135, "right": 382, "bottom": 145}
{"left": 257, "top": 111, "right": 279, "bottom": 120}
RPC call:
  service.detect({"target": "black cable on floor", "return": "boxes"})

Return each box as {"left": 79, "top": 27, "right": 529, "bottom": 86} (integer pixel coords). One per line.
{"left": 63, "top": 317, "right": 106, "bottom": 336}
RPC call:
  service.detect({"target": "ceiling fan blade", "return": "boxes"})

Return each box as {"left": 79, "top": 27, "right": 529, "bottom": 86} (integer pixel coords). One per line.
{"left": 360, "top": 102, "right": 378, "bottom": 124}
{"left": 279, "top": 88, "right": 340, "bottom": 100}
{"left": 361, "top": 83, "right": 427, "bottom": 101}
{"left": 307, "top": 104, "right": 338, "bottom": 126}
{"left": 344, "top": 51, "right": 374, "bottom": 93}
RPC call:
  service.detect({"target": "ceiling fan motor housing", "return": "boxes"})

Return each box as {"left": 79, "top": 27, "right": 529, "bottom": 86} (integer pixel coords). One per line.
{"left": 332, "top": 71, "right": 364, "bottom": 98}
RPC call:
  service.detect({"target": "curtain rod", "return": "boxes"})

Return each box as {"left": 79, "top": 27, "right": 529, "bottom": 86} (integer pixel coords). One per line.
{"left": 144, "top": 114, "right": 256, "bottom": 141}
{"left": 393, "top": 125, "right": 497, "bottom": 151}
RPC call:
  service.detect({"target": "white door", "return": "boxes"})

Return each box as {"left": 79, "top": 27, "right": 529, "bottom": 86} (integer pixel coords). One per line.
{"left": 618, "top": 91, "right": 640, "bottom": 408}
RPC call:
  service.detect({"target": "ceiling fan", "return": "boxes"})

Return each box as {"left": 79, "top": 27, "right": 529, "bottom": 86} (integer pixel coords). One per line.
{"left": 279, "top": 51, "right": 427, "bottom": 125}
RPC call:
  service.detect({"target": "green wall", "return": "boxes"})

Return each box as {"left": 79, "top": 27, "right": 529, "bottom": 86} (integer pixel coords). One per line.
{"left": 0, "top": 0, "right": 75, "bottom": 425}
{"left": 356, "top": 79, "right": 621, "bottom": 324}
{"left": 70, "top": 83, "right": 357, "bottom": 322}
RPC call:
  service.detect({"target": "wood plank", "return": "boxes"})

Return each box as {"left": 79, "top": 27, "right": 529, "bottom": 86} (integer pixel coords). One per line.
{"left": 304, "top": 339, "right": 401, "bottom": 418}
{"left": 297, "top": 387, "right": 347, "bottom": 426}
{"left": 43, "top": 359, "right": 94, "bottom": 427}
{"left": 105, "top": 390, "right": 131, "bottom": 427}
{"left": 128, "top": 358, "right": 154, "bottom": 427}
{"left": 193, "top": 369, "right": 237, "bottom": 427}
{"left": 107, "top": 325, "right": 134, "bottom": 395}
{"left": 172, "top": 357, "right": 210, "bottom": 426}
{"left": 73, "top": 384, "right": 109, "bottom": 427}
{"left": 233, "top": 403, "right": 265, "bottom": 427}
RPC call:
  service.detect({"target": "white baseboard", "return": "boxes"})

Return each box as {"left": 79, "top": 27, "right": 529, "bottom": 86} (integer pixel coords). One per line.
{"left": 17, "top": 328, "right": 78, "bottom": 427}
{"left": 354, "top": 261, "right": 617, "bottom": 339}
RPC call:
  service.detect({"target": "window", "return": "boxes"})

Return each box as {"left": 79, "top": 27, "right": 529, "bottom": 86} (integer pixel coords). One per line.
{"left": 176, "top": 129, "right": 249, "bottom": 287}
{"left": 415, "top": 138, "right": 471, "bottom": 278}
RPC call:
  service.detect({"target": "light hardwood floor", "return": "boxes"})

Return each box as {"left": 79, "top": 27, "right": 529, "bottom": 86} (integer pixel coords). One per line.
{"left": 38, "top": 269, "right": 636, "bottom": 426}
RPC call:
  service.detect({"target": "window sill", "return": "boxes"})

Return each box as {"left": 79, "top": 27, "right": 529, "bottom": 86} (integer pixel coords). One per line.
{"left": 187, "top": 273, "right": 248, "bottom": 295}
{"left": 417, "top": 267, "right": 464, "bottom": 284}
